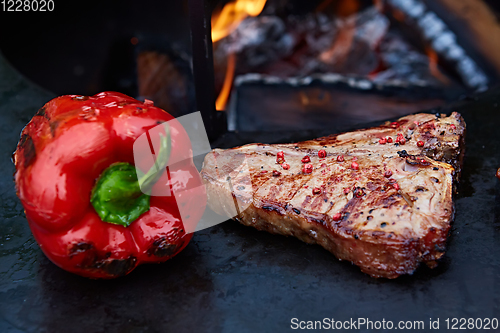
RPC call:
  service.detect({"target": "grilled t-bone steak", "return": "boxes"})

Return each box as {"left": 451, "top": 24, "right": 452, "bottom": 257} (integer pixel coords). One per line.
{"left": 201, "top": 113, "right": 465, "bottom": 278}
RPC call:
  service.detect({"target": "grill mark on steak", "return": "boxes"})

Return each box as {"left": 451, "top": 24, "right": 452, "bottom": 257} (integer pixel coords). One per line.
{"left": 259, "top": 174, "right": 312, "bottom": 209}
{"left": 202, "top": 112, "right": 465, "bottom": 278}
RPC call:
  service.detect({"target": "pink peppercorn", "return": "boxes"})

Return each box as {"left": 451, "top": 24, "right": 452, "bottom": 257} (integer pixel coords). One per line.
{"left": 303, "top": 164, "right": 313, "bottom": 174}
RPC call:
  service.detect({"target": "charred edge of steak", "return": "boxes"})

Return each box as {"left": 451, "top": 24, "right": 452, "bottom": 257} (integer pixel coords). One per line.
{"left": 453, "top": 118, "right": 467, "bottom": 190}
{"left": 69, "top": 241, "right": 138, "bottom": 277}
{"left": 238, "top": 206, "right": 422, "bottom": 278}
{"left": 423, "top": 113, "right": 466, "bottom": 190}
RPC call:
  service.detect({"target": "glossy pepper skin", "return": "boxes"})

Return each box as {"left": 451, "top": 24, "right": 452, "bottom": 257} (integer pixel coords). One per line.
{"left": 13, "top": 92, "right": 206, "bottom": 278}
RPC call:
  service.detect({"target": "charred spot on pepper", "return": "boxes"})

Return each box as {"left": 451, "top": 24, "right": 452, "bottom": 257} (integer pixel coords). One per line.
{"left": 19, "top": 134, "right": 36, "bottom": 168}
{"left": 68, "top": 241, "right": 94, "bottom": 258}
{"left": 101, "top": 256, "right": 138, "bottom": 277}
{"left": 49, "top": 120, "right": 59, "bottom": 137}
{"left": 18, "top": 133, "right": 28, "bottom": 147}
{"left": 34, "top": 106, "right": 50, "bottom": 120}
{"left": 147, "top": 237, "right": 181, "bottom": 258}
{"left": 78, "top": 251, "right": 138, "bottom": 277}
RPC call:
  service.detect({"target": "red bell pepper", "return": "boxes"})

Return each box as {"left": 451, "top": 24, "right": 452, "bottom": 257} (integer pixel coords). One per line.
{"left": 13, "top": 92, "right": 206, "bottom": 278}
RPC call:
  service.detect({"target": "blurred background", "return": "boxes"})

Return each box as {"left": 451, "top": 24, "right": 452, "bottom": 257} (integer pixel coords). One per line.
{"left": 1, "top": 0, "right": 500, "bottom": 132}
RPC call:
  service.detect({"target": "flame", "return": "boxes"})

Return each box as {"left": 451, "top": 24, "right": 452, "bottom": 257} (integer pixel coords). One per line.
{"left": 211, "top": 0, "right": 267, "bottom": 43}
{"left": 216, "top": 52, "right": 236, "bottom": 111}
{"left": 426, "top": 46, "right": 450, "bottom": 85}
{"left": 212, "top": 0, "right": 267, "bottom": 110}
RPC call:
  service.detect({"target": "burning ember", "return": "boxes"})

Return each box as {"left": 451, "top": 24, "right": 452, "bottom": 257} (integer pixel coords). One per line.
{"left": 211, "top": 0, "right": 486, "bottom": 111}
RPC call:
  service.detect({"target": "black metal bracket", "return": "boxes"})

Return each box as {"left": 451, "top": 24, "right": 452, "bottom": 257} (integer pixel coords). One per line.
{"left": 188, "top": 0, "right": 227, "bottom": 142}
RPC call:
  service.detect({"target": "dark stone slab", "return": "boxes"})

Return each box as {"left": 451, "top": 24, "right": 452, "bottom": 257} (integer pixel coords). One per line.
{"left": 1, "top": 51, "right": 499, "bottom": 332}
